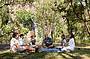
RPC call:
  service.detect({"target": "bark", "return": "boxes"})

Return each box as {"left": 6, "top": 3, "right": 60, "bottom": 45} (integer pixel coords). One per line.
{"left": 80, "top": 0, "right": 90, "bottom": 36}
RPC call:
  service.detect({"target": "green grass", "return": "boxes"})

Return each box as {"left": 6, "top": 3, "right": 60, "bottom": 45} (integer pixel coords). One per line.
{"left": 0, "top": 49, "right": 90, "bottom": 59}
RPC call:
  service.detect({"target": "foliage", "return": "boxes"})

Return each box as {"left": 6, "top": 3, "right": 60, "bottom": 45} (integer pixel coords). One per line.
{"left": 20, "top": 27, "right": 29, "bottom": 34}
{"left": 0, "top": 0, "right": 90, "bottom": 44}
{"left": 16, "top": 10, "right": 35, "bottom": 30}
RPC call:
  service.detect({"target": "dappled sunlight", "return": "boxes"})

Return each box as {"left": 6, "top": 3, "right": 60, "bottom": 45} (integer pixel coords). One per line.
{"left": 0, "top": 0, "right": 90, "bottom": 59}
{"left": 0, "top": 49, "right": 90, "bottom": 59}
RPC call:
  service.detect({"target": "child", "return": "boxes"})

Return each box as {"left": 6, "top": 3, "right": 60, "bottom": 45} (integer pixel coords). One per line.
{"left": 61, "top": 31, "right": 66, "bottom": 48}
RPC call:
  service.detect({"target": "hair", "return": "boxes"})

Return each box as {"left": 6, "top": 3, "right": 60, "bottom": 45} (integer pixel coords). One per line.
{"left": 31, "top": 36, "right": 33, "bottom": 38}
{"left": 12, "top": 32, "right": 18, "bottom": 38}
{"left": 45, "top": 34, "right": 48, "bottom": 38}
{"left": 70, "top": 32, "right": 74, "bottom": 38}
{"left": 62, "top": 34, "right": 65, "bottom": 39}
{"left": 61, "top": 31, "right": 63, "bottom": 33}
{"left": 20, "top": 34, "right": 24, "bottom": 37}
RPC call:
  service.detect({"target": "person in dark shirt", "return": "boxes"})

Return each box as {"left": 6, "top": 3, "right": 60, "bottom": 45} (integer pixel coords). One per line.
{"left": 31, "top": 36, "right": 36, "bottom": 45}
{"left": 43, "top": 35, "right": 53, "bottom": 48}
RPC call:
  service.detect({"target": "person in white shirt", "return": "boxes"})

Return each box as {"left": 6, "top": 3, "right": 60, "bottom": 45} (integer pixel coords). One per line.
{"left": 18, "top": 34, "right": 24, "bottom": 46}
{"left": 61, "top": 32, "right": 66, "bottom": 48}
{"left": 61, "top": 33, "right": 75, "bottom": 52}
{"left": 10, "top": 33, "right": 20, "bottom": 52}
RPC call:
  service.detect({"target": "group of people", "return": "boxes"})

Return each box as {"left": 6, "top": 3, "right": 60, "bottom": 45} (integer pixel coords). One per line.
{"left": 40, "top": 31, "right": 75, "bottom": 52}
{"left": 10, "top": 30, "right": 75, "bottom": 53}
{"left": 10, "top": 31, "right": 37, "bottom": 53}
{"left": 60, "top": 31, "right": 75, "bottom": 52}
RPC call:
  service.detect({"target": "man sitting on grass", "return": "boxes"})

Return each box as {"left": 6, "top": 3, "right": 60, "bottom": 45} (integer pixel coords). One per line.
{"left": 43, "top": 35, "right": 54, "bottom": 48}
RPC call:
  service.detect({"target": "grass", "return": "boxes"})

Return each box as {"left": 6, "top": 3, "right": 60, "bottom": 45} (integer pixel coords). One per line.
{"left": 0, "top": 48, "right": 90, "bottom": 59}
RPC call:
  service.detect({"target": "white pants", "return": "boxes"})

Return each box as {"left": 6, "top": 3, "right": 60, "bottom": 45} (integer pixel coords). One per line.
{"left": 10, "top": 46, "right": 17, "bottom": 53}
{"left": 61, "top": 46, "right": 75, "bottom": 51}
{"left": 11, "top": 46, "right": 26, "bottom": 53}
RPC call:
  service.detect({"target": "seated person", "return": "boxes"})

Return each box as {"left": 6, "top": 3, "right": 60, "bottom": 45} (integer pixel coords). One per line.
{"left": 18, "top": 34, "right": 24, "bottom": 46}
{"left": 61, "top": 33, "right": 75, "bottom": 52}
{"left": 10, "top": 32, "right": 35, "bottom": 53}
{"left": 60, "top": 35, "right": 66, "bottom": 48}
{"left": 26, "top": 31, "right": 40, "bottom": 52}
{"left": 30, "top": 36, "right": 36, "bottom": 45}
{"left": 43, "top": 35, "right": 53, "bottom": 48}
{"left": 26, "top": 31, "right": 36, "bottom": 46}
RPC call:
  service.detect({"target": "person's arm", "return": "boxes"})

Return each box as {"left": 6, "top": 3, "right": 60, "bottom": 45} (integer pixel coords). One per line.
{"left": 14, "top": 40, "right": 20, "bottom": 48}
{"left": 15, "top": 43, "right": 19, "bottom": 48}
{"left": 42, "top": 39, "right": 46, "bottom": 47}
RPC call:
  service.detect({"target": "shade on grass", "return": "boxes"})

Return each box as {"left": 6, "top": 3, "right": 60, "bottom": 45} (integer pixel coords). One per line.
{"left": 0, "top": 48, "right": 90, "bottom": 59}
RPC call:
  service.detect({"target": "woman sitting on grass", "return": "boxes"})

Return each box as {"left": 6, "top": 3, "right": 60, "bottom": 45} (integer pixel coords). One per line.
{"left": 60, "top": 32, "right": 67, "bottom": 48}
{"left": 61, "top": 33, "right": 75, "bottom": 52}
{"left": 10, "top": 32, "right": 35, "bottom": 53}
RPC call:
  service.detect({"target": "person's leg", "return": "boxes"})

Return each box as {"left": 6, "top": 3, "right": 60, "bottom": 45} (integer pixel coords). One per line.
{"left": 16, "top": 46, "right": 27, "bottom": 53}
{"left": 48, "top": 48, "right": 60, "bottom": 52}
{"left": 23, "top": 45, "right": 35, "bottom": 52}
{"left": 64, "top": 46, "right": 74, "bottom": 52}
{"left": 11, "top": 46, "right": 17, "bottom": 53}
{"left": 34, "top": 45, "right": 40, "bottom": 52}
{"left": 39, "top": 48, "right": 49, "bottom": 52}
{"left": 61, "top": 47, "right": 67, "bottom": 52}
{"left": 67, "top": 47, "right": 75, "bottom": 52}
{"left": 48, "top": 45, "right": 54, "bottom": 48}
{"left": 29, "top": 47, "right": 35, "bottom": 51}
{"left": 27, "top": 46, "right": 35, "bottom": 52}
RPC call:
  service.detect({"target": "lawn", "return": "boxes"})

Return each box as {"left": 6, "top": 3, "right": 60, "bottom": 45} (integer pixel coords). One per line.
{"left": 0, "top": 48, "right": 90, "bottom": 59}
